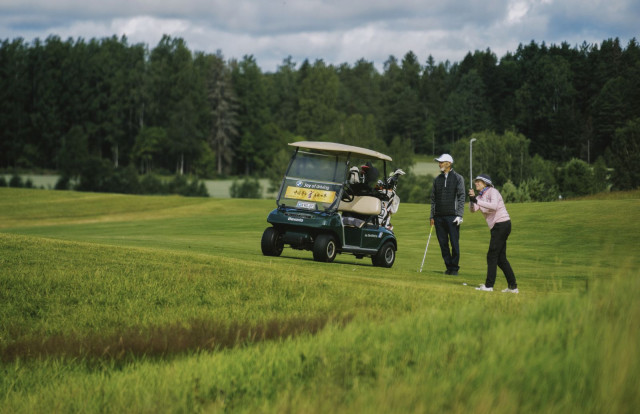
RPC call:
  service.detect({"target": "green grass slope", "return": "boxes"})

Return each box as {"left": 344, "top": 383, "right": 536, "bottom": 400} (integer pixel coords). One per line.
{"left": 1, "top": 188, "right": 638, "bottom": 413}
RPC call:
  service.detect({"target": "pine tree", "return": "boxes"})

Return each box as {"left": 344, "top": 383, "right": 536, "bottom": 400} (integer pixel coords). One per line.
{"left": 207, "top": 51, "right": 239, "bottom": 176}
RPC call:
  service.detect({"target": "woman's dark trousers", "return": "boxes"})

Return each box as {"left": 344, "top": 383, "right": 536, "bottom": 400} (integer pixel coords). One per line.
{"left": 485, "top": 220, "right": 517, "bottom": 288}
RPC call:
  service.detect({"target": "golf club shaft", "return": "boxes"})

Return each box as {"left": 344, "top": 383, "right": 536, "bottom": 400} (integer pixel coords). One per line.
{"left": 419, "top": 225, "right": 434, "bottom": 272}
{"left": 469, "top": 138, "right": 476, "bottom": 189}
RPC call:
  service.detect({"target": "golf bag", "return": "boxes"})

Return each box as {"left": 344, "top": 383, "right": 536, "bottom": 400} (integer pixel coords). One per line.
{"left": 376, "top": 169, "right": 405, "bottom": 230}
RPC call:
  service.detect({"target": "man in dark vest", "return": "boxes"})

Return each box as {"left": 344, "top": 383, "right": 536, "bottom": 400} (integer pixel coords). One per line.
{"left": 429, "top": 154, "right": 465, "bottom": 275}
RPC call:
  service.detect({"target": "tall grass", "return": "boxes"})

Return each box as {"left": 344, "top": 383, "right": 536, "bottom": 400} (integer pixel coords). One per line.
{"left": 1, "top": 187, "right": 638, "bottom": 413}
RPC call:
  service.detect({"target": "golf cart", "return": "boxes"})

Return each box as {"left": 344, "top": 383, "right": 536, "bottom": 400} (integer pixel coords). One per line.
{"left": 261, "top": 141, "right": 404, "bottom": 267}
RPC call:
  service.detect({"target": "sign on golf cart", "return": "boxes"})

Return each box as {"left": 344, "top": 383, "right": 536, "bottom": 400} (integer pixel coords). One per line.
{"left": 261, "top": 141, "right": 404, "bottom": 268}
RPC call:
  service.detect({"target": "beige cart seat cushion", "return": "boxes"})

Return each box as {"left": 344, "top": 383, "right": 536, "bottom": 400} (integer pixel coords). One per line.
{"left": 338, "top": 196, "right": 382, "bottom": 216}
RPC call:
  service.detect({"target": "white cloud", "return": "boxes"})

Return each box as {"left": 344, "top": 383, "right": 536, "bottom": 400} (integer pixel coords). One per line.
{"left": 113, "top": 16, "right": 189, "bottom": 39}
{"left": 507, "top": 1, "right": 531, "bottom": 24}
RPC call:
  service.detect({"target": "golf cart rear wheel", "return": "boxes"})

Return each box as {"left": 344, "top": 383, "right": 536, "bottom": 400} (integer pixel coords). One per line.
{"left": 372, "top": 242, "right": 395, "bottom": 268}
{"left": 313, "top": 234, "right": 337, "bottom": 262}
{"left": 261, "top": 227, "right": 284, "bottom": 256}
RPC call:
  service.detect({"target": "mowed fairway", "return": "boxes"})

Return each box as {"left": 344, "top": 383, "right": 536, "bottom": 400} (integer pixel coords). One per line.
{"left": 1, "top": 187, "right": 639, "bottom": 413}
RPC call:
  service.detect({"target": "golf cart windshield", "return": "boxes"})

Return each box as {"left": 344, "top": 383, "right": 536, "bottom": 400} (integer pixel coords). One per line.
{"left": 277, "top": 150, "right": 348, "bottom": 211}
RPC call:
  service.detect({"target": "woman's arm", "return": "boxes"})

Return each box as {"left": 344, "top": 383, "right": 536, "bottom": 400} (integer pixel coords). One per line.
{"left": 475, "top": 188, "right": 500, "bottom": 211}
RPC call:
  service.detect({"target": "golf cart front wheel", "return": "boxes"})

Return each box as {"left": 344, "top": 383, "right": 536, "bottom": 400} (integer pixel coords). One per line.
{"left": 261, "top": 227, "right": 284, "bottom": 256}
{"left": 372, "top": 242, "right": 395, "bottom": 268}
{"left": 313, "top": 234, "right": 337, "bottom": 263}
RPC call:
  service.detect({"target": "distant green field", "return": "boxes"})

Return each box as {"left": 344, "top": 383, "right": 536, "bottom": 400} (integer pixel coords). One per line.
{"left": 1, "top": 187, "right": 638, "bottom": 413}
{"left": 3, "top": 150, "right": 438, "bottom": 198}
{"left": 412, "top": 154, "right": 441, "bottom": 177}
{"left": 1, "top": 174, "right": 277, "bottom": 199}
{"left": 1, "top": 174, "right": 61, "bottom": 189}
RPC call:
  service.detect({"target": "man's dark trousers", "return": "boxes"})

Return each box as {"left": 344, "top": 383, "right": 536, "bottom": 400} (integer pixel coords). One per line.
{"left": 434, "top": 215, "right": 460, "bottom": 273}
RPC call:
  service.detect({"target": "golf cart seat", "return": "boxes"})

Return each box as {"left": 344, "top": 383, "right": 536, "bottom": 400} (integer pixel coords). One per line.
{"left": 338, "top": 196, "right": 382, "bottom": 216}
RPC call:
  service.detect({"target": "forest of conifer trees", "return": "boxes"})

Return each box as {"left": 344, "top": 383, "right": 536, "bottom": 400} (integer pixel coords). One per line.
{"left": 1, "top": 34, "right": 639, "bottom": 195}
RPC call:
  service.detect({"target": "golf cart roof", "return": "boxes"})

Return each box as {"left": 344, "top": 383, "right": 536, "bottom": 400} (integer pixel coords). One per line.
{"left": 289, "top": 141, "right": 392, "bottom": 162}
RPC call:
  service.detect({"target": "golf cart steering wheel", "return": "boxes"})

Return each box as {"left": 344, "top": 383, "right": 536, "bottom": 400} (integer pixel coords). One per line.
{"left": 341, "top": 183, "right": 355, "bottom": 202}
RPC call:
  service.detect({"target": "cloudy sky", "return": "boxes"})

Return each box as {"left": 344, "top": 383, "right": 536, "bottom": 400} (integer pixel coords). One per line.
{"left": 1, "top": 0, "right": 638, "bottom": 72}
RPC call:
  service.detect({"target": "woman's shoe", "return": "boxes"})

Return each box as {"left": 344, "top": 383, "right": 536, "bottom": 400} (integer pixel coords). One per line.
{"left": 475, "top": 284, "right": 493, "bottom": 291}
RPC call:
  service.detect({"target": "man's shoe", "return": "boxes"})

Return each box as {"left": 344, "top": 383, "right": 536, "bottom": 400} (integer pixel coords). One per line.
{"left": 449, "top": 270, "right": 458, "bottom": 276}
{"left": 475, "top": 284, "right": 493, "bottom": 291}
{"left": 444, "top": 270, "right": 450, "bottom": 275}
{"left": 501, "top": 287, "right": 519, "bottom": 293}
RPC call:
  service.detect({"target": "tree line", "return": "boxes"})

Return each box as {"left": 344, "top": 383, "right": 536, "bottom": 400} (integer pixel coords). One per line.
{"left": 1, "top": 34, "right": 639, "bottom": 193}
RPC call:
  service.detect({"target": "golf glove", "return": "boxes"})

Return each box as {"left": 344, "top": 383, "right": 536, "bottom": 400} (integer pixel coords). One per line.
{"left": 453, "top": 216, "right": 463, "bottom": 226}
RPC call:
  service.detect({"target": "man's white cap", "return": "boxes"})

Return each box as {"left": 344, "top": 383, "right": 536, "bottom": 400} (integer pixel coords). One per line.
{"left": 434, "top": 154, "right": 453, "bottom": 163}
